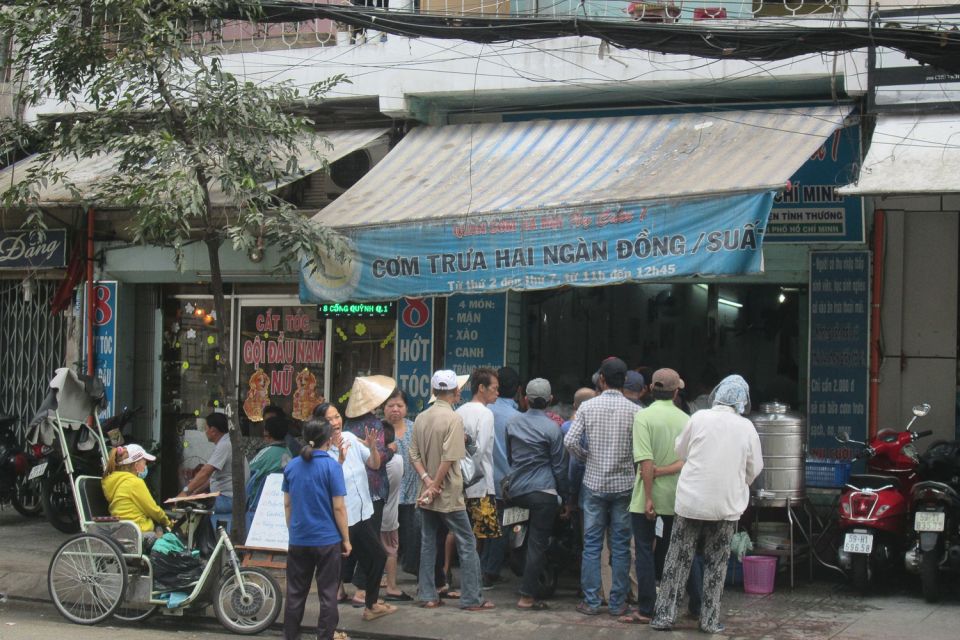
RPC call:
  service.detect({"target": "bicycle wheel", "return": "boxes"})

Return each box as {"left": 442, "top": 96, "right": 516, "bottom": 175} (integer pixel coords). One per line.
{"left": 112, "top": 603, "right": 158, "bottom": 623}
{"left": 213, "top": 566, "right": 282, "bottom": 635}
{"left": 48, "top": 533, "right": 127, "bottom": 624}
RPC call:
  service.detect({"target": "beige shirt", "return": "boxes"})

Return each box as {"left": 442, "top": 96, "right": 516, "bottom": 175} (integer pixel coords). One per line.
{"left": 410, "top": 399, "right": 467, "bottom": 513}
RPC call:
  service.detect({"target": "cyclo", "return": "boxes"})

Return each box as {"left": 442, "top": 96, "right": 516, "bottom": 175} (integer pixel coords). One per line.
{"left": 42, "top": 368, "right": 281, "bottom": 633}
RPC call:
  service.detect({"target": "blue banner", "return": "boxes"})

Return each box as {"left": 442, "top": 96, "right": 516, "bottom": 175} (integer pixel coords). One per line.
{"left": 93, "top": 282, "right": 118, "bottom": 421}
{"left": 395, "top": 297, "right": 434, "bottom": 416}
{"left": 807, "top": 251, "right": 870, "bottom": 460}
{"left": 766, "top": 125, "right": 864, "bottom": 243}
{"left": 0, "top": 229, "right": 67, "bottom": 269}
{"left": 300, "top": 193, "right": 773, "bottom": 302}
{"left": 444, "top": 293, "right": 506, "bottom": 378}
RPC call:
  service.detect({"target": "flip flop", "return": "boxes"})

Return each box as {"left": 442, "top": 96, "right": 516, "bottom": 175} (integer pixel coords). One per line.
{"left": 384, "top": 592, "right": 413, "bottom": 601}
{"left": 337, "top": 593, "right": 351, "bottom": 604}
{"left": 618, "top": 612, "right": 652, "bottom": 624}
{"left": 419, "top": 599, "right": 444, "bottom": 609}
{"left": 352, "top": 598, "right": 384, "bottom": 609}
{"left": 516, "top": 601, "right": 549, "bottom": 611}
{"left": 443, "top": 590, "right": 461, "bottom": 599}
{"left": 362, "top": 603, "right": 398, "bottom": 621}
{"left": 462, "top": 600, "right": 496, "bottom": 612}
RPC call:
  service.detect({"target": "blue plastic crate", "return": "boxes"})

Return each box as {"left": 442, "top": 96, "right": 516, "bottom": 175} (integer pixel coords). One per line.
{"left": 805, "top": 458, "right": 852, "bottom": 488}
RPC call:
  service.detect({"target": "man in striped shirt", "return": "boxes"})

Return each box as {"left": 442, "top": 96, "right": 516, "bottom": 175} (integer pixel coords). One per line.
{"left": 564, "top": 357, "right": 638, "bottom": 617}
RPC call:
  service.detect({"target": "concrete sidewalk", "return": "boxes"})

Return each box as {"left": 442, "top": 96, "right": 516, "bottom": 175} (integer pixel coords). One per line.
{"left": 2, "top": 508, "right": 958, "bottom": 639}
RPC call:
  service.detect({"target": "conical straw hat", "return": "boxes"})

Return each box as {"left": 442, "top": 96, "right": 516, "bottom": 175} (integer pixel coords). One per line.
{"left": 429, "top": 374, "right": 470, "bottom": 403}
{"left": 345, "top": 374, "right": 397, "bottom": 418}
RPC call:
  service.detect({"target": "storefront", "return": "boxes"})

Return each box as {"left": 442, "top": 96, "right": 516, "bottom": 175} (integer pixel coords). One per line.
{"left": 298, "top": 105, "right": 872, "bottom": 459}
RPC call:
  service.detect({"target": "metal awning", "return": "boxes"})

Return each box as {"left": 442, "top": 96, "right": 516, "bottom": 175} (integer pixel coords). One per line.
{"left": 838, "top": 114, "right": 960, "bottom": 195}
{"left": 311, "top": 106, "right": 850, "bottom": 229}
{"left": 0, "top": 128, "right": 389, "bottom": 207}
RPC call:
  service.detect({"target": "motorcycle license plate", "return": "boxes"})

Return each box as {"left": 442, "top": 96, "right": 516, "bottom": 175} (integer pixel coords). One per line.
{"left": 27, "top": 462, "right": 47, "bottom": 481}
{"left": 843, "top": 532, "right": 874, "bottom": 554}
{"left": 502, "top": 506, "right": 530, "bottom": 526}
{"left": 915, "top": 511, "right": 945, "bottom": 532}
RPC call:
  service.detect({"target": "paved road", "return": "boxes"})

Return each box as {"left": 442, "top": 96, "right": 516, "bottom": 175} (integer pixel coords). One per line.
{"left": 3, "top": 508, "right": 960, "bottom": 640}
{"left": 0, "top": 597, "right": 277, "bottom": 640}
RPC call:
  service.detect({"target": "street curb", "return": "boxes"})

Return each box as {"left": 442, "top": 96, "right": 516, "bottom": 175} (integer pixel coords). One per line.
{"left": 3, "top": 592, "right": 440, "bottom": 640}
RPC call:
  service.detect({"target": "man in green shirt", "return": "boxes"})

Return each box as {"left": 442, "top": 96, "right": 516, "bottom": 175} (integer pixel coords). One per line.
{"left": 621, "top": 368, "right": 702, "bottom": 624}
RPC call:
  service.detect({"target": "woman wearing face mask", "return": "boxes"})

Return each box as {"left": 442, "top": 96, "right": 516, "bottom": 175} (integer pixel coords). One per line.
{"left": 101, "top": 444, "right": 172, "bottom": 537}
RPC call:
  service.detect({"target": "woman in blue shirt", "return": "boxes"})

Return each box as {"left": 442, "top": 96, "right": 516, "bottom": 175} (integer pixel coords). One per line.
{"left": 282, "top": 419, "right": 350, "bottom": 640}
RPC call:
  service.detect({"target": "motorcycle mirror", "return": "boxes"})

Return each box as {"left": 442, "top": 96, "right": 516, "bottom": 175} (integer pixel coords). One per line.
{"left": 912, "top": 403, "right": 931, "bottom": 417}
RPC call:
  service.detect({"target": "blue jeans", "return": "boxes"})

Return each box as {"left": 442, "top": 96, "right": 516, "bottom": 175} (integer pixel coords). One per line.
{"left": 633, "top": 513, "right": 703, "bottom": 617}
{"left": 580, "top": 486, "right": 632, "bottom": 612}
{"left": 418, "top": 509, "right": 483, "bottom": 607}
{"left": 213, "top": 495, "right": 233, "bottom": 534}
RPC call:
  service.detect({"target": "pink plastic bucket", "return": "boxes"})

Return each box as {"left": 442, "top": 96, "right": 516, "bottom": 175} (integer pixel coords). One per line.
{"left": 742, "top": 555, "right": 777, "bottom": 594}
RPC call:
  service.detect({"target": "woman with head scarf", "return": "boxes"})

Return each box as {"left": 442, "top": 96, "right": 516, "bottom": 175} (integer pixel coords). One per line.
{"left": 650, "top": 375, "right": 763, "bottom": 634}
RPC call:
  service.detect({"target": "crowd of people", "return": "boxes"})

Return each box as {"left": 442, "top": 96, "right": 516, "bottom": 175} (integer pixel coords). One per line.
{"left": 98, "top": 356, "right": 763, "bottom": 640}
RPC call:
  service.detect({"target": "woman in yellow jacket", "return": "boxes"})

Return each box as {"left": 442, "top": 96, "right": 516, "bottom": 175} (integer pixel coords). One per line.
{"left": 101, "top": 444, "right": 172, "bottom": 537}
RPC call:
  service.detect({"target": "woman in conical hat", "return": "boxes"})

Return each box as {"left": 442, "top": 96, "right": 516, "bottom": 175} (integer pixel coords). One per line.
{"left": 342, "top": 374, "right": 397, "bottom": 606}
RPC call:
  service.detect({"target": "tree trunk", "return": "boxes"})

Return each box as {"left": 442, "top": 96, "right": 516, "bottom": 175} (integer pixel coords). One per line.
{"left": 205, "top": 235, "right": 246, "bottom": 543}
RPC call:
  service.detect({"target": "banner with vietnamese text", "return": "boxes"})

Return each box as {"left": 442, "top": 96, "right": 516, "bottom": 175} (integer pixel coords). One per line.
{"left": 300, "top": 192, "right": 774, "bottom": 302}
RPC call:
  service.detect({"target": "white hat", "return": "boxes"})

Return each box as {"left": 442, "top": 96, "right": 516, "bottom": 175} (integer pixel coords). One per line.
{"left": 119, "top": 444, "right": 155, "bottom": 465}
{"left": 431, "top": 370, "right": 459, "bottom": 391}
{"left": 429, "top": 372, "right": 469, "bottom": 403}
{"left": 345, "top": 375, "right": 397, "bottom": 418}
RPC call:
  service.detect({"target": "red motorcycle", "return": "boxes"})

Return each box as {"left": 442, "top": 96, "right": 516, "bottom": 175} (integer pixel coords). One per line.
{"left": 836, "top": 403, "right": 932, "bottom": 592}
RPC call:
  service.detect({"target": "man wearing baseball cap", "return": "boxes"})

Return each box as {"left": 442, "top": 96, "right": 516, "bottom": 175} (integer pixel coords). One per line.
{"left": 504, "top": 378, "right": 569, "bottom": 610}
{"left": 409, "top": 370, "right": 494, "bottom": 611}
{"left": 622, "top": 368, "right": 702, "bottom": 624}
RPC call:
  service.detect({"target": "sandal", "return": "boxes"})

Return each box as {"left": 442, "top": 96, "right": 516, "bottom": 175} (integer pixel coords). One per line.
{"left": 462, "top": 600, "right": 496, "bottom": 611}
{"left": 618, "top": 612, "right": 652, "bottom": 624}
{"left": 384, "top": 591, "right": 413, "bottom": 601}
{"left": 419, "top": 599, "right": 444, "bottom": 609}
{"left": 516, "top": 601, "right": 549, "bottom": 611}
{"left": 444, "top": 590, "right": 461, "bottom": 599}
{"left": 352, "top": 598, "right": 384, "bottom": 609}
{"left": 362, "top": 603, "right": 398, "bottom": 621}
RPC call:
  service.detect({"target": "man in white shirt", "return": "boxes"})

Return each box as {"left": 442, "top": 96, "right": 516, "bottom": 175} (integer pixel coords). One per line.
{"left": 456, "top": 368, "right": 501, "bottom": 562}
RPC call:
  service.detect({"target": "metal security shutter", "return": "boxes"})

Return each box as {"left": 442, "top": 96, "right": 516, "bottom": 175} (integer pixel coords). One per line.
{"left": 0, "top": 280, "right": 69, "bottom": 439}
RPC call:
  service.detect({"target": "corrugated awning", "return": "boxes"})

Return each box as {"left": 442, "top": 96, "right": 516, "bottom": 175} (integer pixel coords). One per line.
{"left": 312, "top": 106, "right": 850, "bottom": 229}
{"left": 838, "top": 114, "right": 960, "bottom": 195}
{"left": 0, "top": 128, "right": 389, "bottom": 207}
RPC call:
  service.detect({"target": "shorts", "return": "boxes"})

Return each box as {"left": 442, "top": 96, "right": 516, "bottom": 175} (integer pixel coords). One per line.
{"left": 380, "top": 529, "right": 399, "bottom": 557}
{"left": 466, "top": 495, "right": 502, "bottom": 539}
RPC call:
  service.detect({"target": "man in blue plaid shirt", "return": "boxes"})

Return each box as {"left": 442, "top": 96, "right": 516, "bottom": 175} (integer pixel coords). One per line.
{"left": 564, "top": 357, "right": 638, "bottom": 616}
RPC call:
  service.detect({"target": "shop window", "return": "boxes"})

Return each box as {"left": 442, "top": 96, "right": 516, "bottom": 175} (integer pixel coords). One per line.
{"left": 237, "top": 305, "right": 327, "bottom": 433}
{"left": 330, "top": 315, "right": 397, "bottom": 407}
{"left": 161, "top": 296, "right": 230, "bottom": 425}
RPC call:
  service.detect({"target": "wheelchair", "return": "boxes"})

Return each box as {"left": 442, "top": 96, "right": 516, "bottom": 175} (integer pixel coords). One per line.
{"left": 47, "top": 475, "right": 282, "bottom": 634}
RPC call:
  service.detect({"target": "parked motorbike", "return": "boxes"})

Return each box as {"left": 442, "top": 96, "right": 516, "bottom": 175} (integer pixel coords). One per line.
{"left": 905, "top": 439, "right": 960, "bottom": 602}
{"left": 836, "top": 402, "right": 932, "bottom": 593}
{"left": 0, "top": 414, "right": 42, "bottom": 517}
{"left": 503, "top": 504, "right": 580, "bottom": 597}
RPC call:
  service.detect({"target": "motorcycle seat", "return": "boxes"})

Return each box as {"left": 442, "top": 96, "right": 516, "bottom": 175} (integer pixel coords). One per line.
{"left": 847, "top": 473, "right": 902, "bottom": 491}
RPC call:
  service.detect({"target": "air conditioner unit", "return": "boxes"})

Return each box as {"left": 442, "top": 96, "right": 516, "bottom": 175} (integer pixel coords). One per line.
{"left": 301, "top": 139, "right": 390, "bottom": 210}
